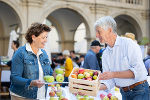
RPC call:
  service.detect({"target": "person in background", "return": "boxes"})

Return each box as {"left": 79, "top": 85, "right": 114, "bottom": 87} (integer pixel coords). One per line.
{"left": 96, "top": 46, "right": 105, "bottom": 72}
{"left": 124, "top": 32, "right": 137, "bottom": 43}
{"left": 10, "top": 23, "right": 53, "bottom": 100}
{"left": 143, "top": 47, "right": 150, "bottom": 75}
{"left": 79, "top": 55, "right": 85, "bottom": 68}
{"left": 83, "top": 40, "right": 101, "bottom": 70}
{"left": 62, "top": 50, "right": 73, "bottom": 86}
{"left": 70, "top": 50, "right": 79, "bottom": 67}
{"left": 7, "top": 40, "right": 20, "bottom": 67}
{"left": 95, "top": 16, "right": 149, "bottom": 100}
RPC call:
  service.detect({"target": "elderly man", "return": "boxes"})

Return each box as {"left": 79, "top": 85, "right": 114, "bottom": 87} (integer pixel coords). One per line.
{"left": 83, "top": 40, "right": 101, "bottom": 70}
{"left": 94, "top": 16, "right": 149, "bottom": 100}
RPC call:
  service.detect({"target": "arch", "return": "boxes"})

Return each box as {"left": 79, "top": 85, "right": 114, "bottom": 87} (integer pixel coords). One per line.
{"left": 0, "top": 0, "right": 24, "bottom": 33}
{"left": 40, "top": 3, "right": 91, "bottom": 37}
{"left": 111, "top": 11, "right": 143, "bottom": 37}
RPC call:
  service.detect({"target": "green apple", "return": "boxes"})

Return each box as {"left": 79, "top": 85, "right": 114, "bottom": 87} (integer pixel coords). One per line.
{"left": 44, "top": 75, "right": 54, "bottom": 83}
{"left": 76, "top": 94, "right": 82, "bottom": 100}
{"left": 84, "top": 95, "right": 89, "bottom": 100}
{"left": 59, "top": 95, "right": 64, "bottom": 100}
{"left": 89, "top": 97, "right": 94, "bottom": 100}
{"left": 50, "top": 97, "right": 58, "bottom": 100}
{"left": 56, "top": 84, "right": 60, "bottom": 88}
{"left": 93, "top": 75, "right": 97, "bottom": 80}
{"left": 89, "top": 71, "right": 93, "bottom": 76}
{"left": 78, "top": 74, "right": 84, "bottom": 79}
{"left": 103, "top": 96, "right": 109, "bottom": 100}
{"left": 56, "top": 74, "right": 64, "bottom": 82}
{"left": 56, "top": 91, "right": 62, "bottom": 97}
{"left": 55, "top": 68, "right": 64, "bottom": 74}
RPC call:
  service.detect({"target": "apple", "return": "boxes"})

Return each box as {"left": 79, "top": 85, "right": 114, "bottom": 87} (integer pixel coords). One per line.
{"left": 111, "top": 96, "right": 118, "bottom": 100}
{"left": 71, "top": 74, "right": 77, "bottom": 79}
{"left": 107, "top": 93, "right": 112, "bottom": 99}
{"left": 78, "top": 68, "right": 84, "bottom": 74}
{"left": 76, "top": 94, "right": 82, "bottom": 100}
{"left": 103, "top": 96, "right": 109, "bottom": 100}
{"left": 89, "top": 71, "right": 93, "bottom": 76}
{"left": 78, "top": 74, "right": 84, "bottom": 79}
{"left": 61, "top": 98, "right": 68, "bottom": 100}
{"left": 56, "top": 74, "right": 64, "bottom": 82}
{"left": 84, "top": 95, "right": 89, "bottom": 100}
{"left": 89, "top": 97, "right": 94, "bottom": 100}
{"left": 56, "top": 84, "right": 60, "bottom": 88}
{"left": 86, "top": 77, "right": 92, "bottom": 81}
{"left": 49, "top": 91, "right": 55, "bottom": 97}
{"left": 56, "top": 91, "right": 62, "bottom": 97}
{"left": 100, "top": 94, "right": 105, "bottom": 99}
{"left": 50, "top": 97, "right": 58, "bottom": 100}
{"left": 55, "top": 68, "right": 64, "bottom": 74}
{"left": 51, "top": 84, "right": 55, "bottom": 87}
{"left": 93, "top": 75, "right": 97, "bottom": 80}
{"left": 59, "top": 95, "right": 64, "bottom": 100}
{"left": 44, "top": 75, "right": 54, "bottom": 83}
{"left": 93, "top": 71, "right": 98, "bottom": 76}
{"left": 84, "top": 72, "right": 91, "bottom": 78}
{"left": 74, "top": 72, "right": 78, "bottom": 76}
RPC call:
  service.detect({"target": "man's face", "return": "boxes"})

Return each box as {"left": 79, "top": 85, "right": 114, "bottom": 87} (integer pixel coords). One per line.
{"left": 96, "top": 26, "right": 109, "bottom": 44}
{"left": 95, "top": 46, "right": 101, "bottom": 54}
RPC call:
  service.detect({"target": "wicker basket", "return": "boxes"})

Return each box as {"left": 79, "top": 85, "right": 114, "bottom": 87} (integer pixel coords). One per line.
{"left": 69, "top": 68, "right": 101, "bottom": 96}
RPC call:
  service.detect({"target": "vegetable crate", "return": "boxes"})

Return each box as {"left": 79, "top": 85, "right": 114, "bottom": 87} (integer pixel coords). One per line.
{"left": 69, "top": 68, "right": 101, "bottom": 97}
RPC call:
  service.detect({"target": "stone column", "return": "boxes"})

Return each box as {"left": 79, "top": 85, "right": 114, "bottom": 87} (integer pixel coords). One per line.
{"left": 18, "top": 33, "right": 26, "bottom": 46}
{"left": 58, "top": 40, "right": 75, "bottom": 51}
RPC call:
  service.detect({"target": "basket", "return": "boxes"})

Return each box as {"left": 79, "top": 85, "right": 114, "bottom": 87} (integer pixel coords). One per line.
{"left": 69, "top": 67, "right": 101, "bottom": 96}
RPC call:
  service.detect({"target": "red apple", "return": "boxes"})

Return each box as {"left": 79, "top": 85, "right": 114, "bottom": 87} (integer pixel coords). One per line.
{"left": 107, "top": 93, "right": 112, "bottom": 99}
{"left": 78, "top": 68, "right": 84, "bottom": 74}
{"left": 71, "top": 74, "right": 77, "bottom": 79}
{"left": 100, "top": 94, "right": 105, "bottom": 99}
{"left": 74, "top": 72, "right": 78, "bottom": 76}
{"left": 93, "top": 71, "right": 98, "bottom": 76}
{"left": 86, "top": 77, "right": 92, "bottom": 81}
{"left": 49, "top": 91, "right": 55, "bottom": 97}
{"left": 61, "top": 98, "right": 68, "bottom": 100}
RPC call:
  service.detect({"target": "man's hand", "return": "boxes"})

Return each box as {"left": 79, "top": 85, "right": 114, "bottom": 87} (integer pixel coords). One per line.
{"left": 99, "top": 72, "right": 114, "bottom": 80}
{"left": 99, "top": 83, "right": 107, "bottom": 90}
{"left": 30, "top": 80, "right": 45, "bottom": 88}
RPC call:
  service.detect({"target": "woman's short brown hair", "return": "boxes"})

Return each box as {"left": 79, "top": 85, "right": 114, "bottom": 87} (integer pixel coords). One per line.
{"left": 25, "top": 22, "right": 51, "bottom": 43}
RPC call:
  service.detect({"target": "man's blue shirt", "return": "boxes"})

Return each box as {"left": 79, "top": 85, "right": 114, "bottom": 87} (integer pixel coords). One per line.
{"left": 83, "top": 49, "right": 100, "bottom": 70}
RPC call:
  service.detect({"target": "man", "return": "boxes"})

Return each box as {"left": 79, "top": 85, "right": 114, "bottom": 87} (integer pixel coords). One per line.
{"left": 94, "top": 16, "right": 149, "bottom": 100}
{"left": 83, "top": 40, "right": 101, "bottom": 70}
{"left": 7, "top": 40, "right": 20, "bottom": 66}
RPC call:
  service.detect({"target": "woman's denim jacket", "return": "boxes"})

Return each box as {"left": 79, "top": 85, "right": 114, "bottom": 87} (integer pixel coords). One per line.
{"left": 10, "top": 45, "right": 53, "bottom": 99}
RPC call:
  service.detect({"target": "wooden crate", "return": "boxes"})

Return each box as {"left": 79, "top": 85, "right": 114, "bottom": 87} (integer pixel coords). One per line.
{"left": 69, "top": 68, "right": 101, "bottom": 97}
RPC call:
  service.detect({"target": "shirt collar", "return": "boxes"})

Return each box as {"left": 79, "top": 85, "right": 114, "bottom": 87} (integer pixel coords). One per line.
{"left": 26, "top": 43, "right": 43, "bottom": 55}
{"left": 107, "top": 35, "right": 120, "bottom": 50}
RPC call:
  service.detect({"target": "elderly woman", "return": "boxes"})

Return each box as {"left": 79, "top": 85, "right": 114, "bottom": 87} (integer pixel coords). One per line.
{"left": 10, "top": 23, "right": 53, "bottom": 100}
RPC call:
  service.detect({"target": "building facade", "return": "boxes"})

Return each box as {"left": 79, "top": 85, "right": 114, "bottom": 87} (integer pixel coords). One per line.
{"left": 0, "top": 0, "right": 149, "bottom": 56}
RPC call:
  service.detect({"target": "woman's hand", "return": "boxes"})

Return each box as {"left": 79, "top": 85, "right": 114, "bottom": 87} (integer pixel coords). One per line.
{"left": 30, "top": 80, "right": 45, "bottom": 88}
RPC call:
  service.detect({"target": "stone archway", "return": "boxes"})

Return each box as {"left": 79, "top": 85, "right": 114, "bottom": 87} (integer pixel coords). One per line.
{"left": 114, "top": 15, "right": 142, "bottom": 41}
{"left": 0, "top": 1, "right": 22, "bottom": 56}
{"left": 42, "top": 7, "right": 91, "bottom": 51}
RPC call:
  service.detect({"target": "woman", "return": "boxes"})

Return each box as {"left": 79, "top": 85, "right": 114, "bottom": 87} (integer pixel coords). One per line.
{"left": 10, "top": 23, "right": 53, "bottom": 100}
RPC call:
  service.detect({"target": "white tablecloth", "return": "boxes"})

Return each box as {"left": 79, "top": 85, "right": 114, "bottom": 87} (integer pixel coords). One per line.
{"left": 46, "top": 87, "right": 122, "bottom": 100}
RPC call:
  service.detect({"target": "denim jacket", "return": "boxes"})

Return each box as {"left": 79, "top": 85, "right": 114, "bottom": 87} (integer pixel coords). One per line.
{"left": 10, "top": 44, "right": 53, "bottom": 99}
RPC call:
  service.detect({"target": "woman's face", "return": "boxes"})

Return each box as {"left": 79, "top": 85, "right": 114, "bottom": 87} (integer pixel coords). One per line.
{"left": 32, "top": 31, "right": 48, "bottom": 49}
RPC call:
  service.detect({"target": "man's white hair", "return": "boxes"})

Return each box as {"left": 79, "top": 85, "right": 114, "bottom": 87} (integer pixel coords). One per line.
{"left": 94, "top": 16, "right": 117, "bottom": 34}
